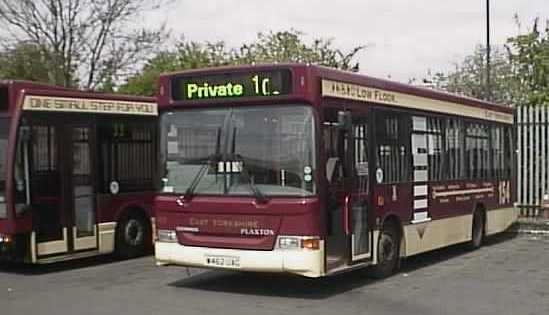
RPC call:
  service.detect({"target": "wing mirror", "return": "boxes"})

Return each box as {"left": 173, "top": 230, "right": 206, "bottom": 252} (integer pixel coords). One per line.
{"left": 337, "top": 110, "right": 352, "bottom": 131}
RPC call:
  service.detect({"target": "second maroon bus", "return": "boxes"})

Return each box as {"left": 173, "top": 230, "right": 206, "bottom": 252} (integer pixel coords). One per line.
{"left": 154, "top": 64, "right": 516, "bottom": 278}
{"left": 0, "top": 81, "right": 158, "bottom": 263}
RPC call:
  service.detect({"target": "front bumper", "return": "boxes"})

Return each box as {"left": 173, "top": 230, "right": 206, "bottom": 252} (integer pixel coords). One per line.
{"left": 155, "top": 241, "right": 325, "bottom": 278}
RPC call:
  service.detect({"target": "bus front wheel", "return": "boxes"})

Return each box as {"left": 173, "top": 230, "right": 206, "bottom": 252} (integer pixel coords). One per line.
{"left": 370, "top": 222, "right": 400, "bottom": 279}
{"left": 115, "top": 211, "right": 150, "bottom": 258}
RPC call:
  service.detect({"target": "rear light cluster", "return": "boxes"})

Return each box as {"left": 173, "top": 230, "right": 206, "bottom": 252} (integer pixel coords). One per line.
{"left": 157, "top": 230, "right": 177, "bottom": 243}
{"left": 275, "top": 236, "right": 320, "bottom": 250}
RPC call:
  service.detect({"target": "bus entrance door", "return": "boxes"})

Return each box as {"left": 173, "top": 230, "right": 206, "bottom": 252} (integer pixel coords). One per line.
{"left": 325, "top": 111, "right": 371, "bottom": 272}
{"left": 30, "top": 123, "right": 97, "bottom": 260}
{"left": 69, "top": 126, "right": 97, "bottom": 252}
{"left": 28, "top": 124, "right": 68, "bottom": 258}
{"left": 349, "top": 121, "right": 370, "bottom": 262}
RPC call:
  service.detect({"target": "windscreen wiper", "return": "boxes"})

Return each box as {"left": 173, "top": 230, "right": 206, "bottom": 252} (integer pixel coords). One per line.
{"left": 231, "top": 153, "right": 269, "bottom": 204}
{"left": 182, "top": 163, "right": 209, "bottom": 201}
{"left": 227, "top": 126, "right": 268, "bottom": 204}
{"left": 182, "top": 128, "right": 222, "bottom": 201}
{"left": 227, "top": 125, "right": 268, "bottom": 204}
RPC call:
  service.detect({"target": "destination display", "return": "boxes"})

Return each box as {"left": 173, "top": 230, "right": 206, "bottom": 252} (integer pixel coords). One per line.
{"left": 171, "top": 69, "right": 292, "bottom": 101}
{"left": 22, "top": 95, "right": 157, "bottom": 116}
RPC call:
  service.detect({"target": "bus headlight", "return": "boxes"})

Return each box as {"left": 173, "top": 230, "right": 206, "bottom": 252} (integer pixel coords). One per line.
{"left": 0, "top": 234, "right": 12, "bottom": 244}
{"left": 276, "top": 236, "right": 320, "bottom": 250}
{"left": 157, "top": 230, "right": 177, "bottom": 243}
{"left": 277, "top": 236, "right": 300, "bottom": 249}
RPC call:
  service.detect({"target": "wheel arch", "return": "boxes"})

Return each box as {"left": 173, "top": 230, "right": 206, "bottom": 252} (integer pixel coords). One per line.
{"left": 113, "top": 201, "right": 152, "bottom": 224}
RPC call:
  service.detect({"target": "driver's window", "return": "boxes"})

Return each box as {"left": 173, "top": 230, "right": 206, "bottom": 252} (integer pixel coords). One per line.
{"left": 13, "top": 124, "right": 31, "bottom": 216}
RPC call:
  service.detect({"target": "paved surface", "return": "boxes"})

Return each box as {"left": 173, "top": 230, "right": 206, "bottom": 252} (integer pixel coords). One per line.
{"left": 1, "top": 233, "right": 548, "bottom": 315}
{"left": 516, "top": 218, "right": 549, "bottom": 234}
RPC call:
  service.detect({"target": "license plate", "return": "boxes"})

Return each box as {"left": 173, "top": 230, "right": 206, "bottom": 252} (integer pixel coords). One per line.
{"left": 205, "top": 255, "right": 240, "bottom": 268}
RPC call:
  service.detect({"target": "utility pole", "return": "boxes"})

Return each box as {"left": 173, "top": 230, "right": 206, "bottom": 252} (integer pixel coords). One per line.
{"left": 486, "top": 0, "right": 491, "bottom": 101}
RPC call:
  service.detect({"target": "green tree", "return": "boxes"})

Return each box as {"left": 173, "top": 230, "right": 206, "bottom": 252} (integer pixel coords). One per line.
{"left": 419, "top": 45, "right": 519, "bottom": 105}
{"left": 0, "top": 0, "right": 167, "bottom": 89}
{"left": 0, "top": 43, "right": 57, "bottom": 83}
{"left": 236, "top": 30, "right": 365, "bottom": 71}
{"left": 118, "top": 40, "right": 233, "bottom": 96}
{"left": 421, "top": 18, "right": 549, "bottom": 107}
{"left": 507, "top": 18, "right": 549, "bottom": 106}
{"left": 119, "top": 30, "right": 366, "bottom": 96}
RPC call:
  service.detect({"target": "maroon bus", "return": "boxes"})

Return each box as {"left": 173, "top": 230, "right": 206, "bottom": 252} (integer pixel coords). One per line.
{"left": 154, "top": 64, "right": 516, "bottom": 278}
{"left": 0, "top": 80, "right": 158, "bottom": 263}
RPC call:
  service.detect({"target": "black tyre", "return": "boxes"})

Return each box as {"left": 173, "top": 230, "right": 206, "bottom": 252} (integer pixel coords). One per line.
{"left": 115, "top": 212, "right": 150, "bottom": 258}
{"left": 370, "top": 222, "right": 400, "bottom": 279}
{"left": 468, "top": 209, "right": 485, "bottom": 250}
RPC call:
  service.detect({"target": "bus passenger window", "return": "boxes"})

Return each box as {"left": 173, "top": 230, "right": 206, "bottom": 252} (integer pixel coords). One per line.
{"left": 445, "top": 118, "right": 465, "bottom": 180}
{"left": 491, "top": 126, "right": 505, "bottom": 180}
{"left": 466, "top": 123, "right": 489, "bottom": 179}
{"left": 426, "top": 117, "right": 443, "bottom": 181}
{"left": 375, "top": 112, "right": 410, "bottom": 183}
{"left": 98, "top": 121, "right": 157, "bottom": 193}
{"left": 354, "top": 122, "right": 368, "bottom": 192}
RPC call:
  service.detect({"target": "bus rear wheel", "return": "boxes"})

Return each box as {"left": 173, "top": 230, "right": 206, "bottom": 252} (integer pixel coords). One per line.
{"left": 468, "top": 209, "right": 485, "bottom": 250}
{"left": 370, "top": 222, "right": 400, "bottom": 279}
{"left": 115, "top": 211, "right": 150, "bottom": 259}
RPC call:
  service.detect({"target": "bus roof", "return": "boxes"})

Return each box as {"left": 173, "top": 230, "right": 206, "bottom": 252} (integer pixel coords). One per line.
{"left": 158, "top": 63, "right": 513, "bottom": 119}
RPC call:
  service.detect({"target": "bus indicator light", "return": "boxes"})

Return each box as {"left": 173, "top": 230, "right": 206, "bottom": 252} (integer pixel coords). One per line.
{"left": 302, "top": 238, "right": 320, "bottom": 250}
{"left": 377, "top": 196, "right": 385, "bottom": 206}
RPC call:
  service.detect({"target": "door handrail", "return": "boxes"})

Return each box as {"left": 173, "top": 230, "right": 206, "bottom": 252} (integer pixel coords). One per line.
{"left": 343, "top": 195, "right": 351, "bottom": 235}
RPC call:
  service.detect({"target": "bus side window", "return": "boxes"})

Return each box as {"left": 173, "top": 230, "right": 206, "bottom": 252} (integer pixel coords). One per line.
{"left": 323, "top": 111, "right": 344, "bottom": 184}
{"left": 98, "top": 121, "right": 157, "bottom": 193}
{"left": 375, "top": 111, "right": 410, "bottom": 183}
{"left": 353, "top": 121, "right": 368, "bottom": 192}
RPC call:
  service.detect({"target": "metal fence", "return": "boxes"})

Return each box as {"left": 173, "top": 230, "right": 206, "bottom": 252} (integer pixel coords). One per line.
{"left": 516, "top": 105, "right": 549, "bottom": 218}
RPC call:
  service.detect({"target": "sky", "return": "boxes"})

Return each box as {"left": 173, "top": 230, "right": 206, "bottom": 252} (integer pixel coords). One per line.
{"left": 149, "top": 0, "right": 549, "bottom": 82}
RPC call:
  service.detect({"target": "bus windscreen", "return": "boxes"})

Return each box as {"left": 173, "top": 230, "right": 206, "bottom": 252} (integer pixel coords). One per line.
{"left": 171, "top": 69, "right": 292, "bottom": 101}
{"left": 160, "top": 105, "right": 316, "bottom": 197}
